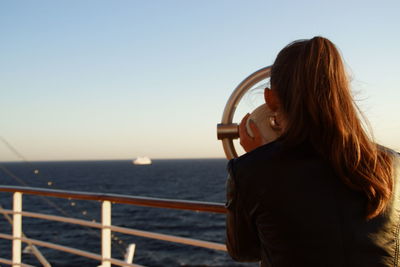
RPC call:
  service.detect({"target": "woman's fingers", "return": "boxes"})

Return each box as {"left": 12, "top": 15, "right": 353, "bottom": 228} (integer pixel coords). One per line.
{"left": 238, "top": 113, "right": 264, "bottom": 152}
{"left": 249, "top": 120, "right": 262, "bottom": 140}
{"left": 239, "top": 113, "right": 251, "bottom": 139}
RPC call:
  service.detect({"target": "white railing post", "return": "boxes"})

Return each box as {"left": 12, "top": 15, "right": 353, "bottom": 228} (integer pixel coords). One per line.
{"left": 101, "top": 201, "right": 111, "bottom": 267}
{"left": 12, "top": 192, "right": 22, "bottom": 267}
{"left": 124, "top": 243, "right": 136, "bottom": 265}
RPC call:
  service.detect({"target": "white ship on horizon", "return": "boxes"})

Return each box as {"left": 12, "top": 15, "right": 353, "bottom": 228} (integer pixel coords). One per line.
{"left": 133, "top": 156, "right": 152, "bottom": 165}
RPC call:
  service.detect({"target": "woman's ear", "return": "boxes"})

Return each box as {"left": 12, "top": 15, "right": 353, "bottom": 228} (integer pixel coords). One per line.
{"left": 269, "top": 115, "right": 282, "bottom": 131}
{"left": 264, "top": 88, "right": 279, "bottom": 112}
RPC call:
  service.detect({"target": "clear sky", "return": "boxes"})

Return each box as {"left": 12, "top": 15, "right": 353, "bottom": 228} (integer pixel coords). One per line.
{"left": 1, "top": 0, "right": 399, "bottom": 161}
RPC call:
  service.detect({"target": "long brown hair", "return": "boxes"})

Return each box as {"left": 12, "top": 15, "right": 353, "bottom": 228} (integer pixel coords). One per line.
{"left": 270, "top": 36, "right": 394, "bottom": 219}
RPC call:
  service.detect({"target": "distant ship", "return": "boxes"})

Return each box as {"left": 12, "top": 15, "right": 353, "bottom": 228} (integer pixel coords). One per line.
{"left": 133, "top": 156, "right": 152, "bottom": 165}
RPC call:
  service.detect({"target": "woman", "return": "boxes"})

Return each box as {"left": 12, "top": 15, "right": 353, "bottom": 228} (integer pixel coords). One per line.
{"left": 226, "top": 36, "right": 400, "bottom": 267}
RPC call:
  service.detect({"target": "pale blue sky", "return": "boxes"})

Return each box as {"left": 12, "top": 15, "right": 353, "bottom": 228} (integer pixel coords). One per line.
{"left": 1, "top": 0, "right": 399, "bottom": 161}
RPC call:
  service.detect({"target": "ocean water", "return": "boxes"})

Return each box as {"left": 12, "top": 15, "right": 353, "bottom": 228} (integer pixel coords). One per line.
{"left": 0, "top": 159, "right": 258, "bottom": 267}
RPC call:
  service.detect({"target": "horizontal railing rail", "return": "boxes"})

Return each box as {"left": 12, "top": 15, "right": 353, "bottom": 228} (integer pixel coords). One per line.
{"left": 0, "top": 233, "right": 144, "bottom": 267}
{"left": 0, "top": 185, "right": 227, "bottom": 213}
{"left": 0, "top": 257, "right": 35, "bottom": 267}
{"left": 0, "top": 185, "right": 228, "bottom": 267}
{"left": 0, "top": 209, "right": 227, "bottom": 251}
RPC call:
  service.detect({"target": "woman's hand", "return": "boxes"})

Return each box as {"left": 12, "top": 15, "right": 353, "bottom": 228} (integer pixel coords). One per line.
{"left": 239, "top": 113, "right": 264, "bottom": 153}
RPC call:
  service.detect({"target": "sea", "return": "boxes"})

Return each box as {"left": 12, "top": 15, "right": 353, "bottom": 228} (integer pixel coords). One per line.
{"left": 0, "top": 159, "right": 258, "bottom": 267}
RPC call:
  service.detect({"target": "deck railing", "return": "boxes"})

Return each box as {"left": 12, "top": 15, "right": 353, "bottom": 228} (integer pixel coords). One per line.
{"left": 0, "top": 185, "right": 227, "bottom": 267}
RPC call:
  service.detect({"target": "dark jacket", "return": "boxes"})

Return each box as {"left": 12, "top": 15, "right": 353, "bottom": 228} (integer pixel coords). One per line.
{"left": 226, "top": 141, "right": 400, "bottom": 267}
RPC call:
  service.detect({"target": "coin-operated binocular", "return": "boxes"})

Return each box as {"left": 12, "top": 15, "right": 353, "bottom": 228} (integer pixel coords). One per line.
{"left": 217, "top": 66, "right": 272, "bottom": 160}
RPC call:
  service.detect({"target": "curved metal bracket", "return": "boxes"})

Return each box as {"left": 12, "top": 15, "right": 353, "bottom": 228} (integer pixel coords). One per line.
{"left": 217, "top": 66, "right": 271, "bottom": 159}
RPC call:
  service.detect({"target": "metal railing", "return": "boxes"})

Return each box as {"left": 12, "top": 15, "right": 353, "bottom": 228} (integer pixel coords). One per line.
{"left": 0, "top": 185, "right": 227, "bottom": 267}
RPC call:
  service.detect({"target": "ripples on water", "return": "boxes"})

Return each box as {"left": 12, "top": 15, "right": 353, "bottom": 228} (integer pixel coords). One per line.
{"left": 0, "top": 159, "right": 258, "bottom": 266}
